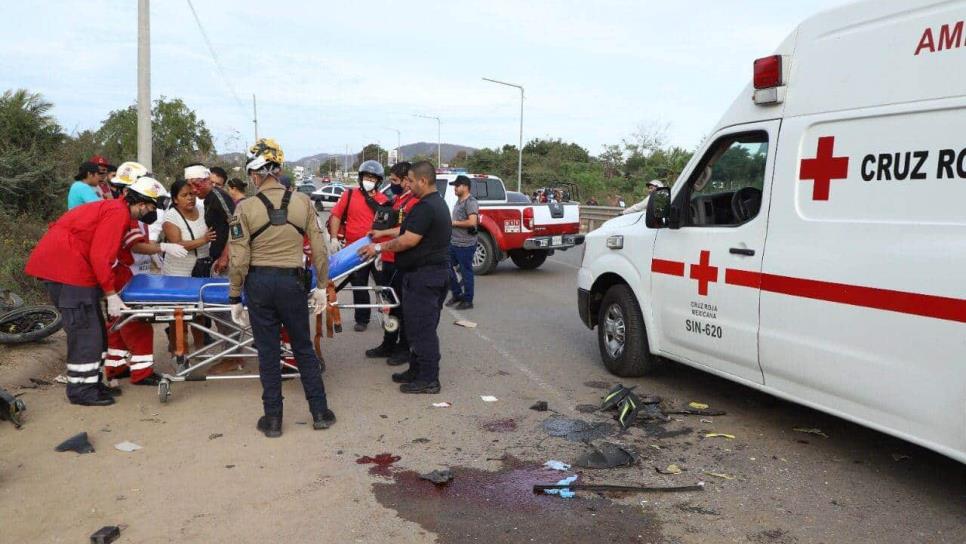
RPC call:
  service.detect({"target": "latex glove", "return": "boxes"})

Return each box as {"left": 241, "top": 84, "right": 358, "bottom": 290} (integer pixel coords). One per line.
{"left": 106, "top": 294, "right": 128, "bottom": 318}
{"left": 328, "top": 238, "right": 342, "bottom": 255}
{"left": 309, "top": 288, "right": 327, "bottom": 315}
{"left": 160, "top": 242, "right": 189, "bottom": 258}
{"left": 230, "top": 303, "right": 250, "bottom": 327}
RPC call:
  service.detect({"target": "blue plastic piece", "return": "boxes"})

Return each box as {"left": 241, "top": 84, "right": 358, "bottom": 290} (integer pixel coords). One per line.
{"left": 543, "top": 475, "right": 578, "bottom": 499}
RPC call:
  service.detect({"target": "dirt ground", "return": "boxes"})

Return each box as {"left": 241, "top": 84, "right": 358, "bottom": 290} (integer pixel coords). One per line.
{"left": 1, "top": 255, "right": 964, "bottom": 543}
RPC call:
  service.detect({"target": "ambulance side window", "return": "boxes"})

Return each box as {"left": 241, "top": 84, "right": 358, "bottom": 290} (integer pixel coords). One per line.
{"left": 682, "top": 132, "right": 768, "bottom": 227}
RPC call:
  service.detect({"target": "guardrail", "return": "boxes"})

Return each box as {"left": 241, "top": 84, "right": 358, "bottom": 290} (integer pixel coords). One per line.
{"left": 580, "top": 206, "right": 624, "bottom": 232}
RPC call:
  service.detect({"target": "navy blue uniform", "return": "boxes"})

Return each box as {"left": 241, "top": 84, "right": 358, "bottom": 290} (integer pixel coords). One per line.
{"left": 395, "top": 191, "right": 452, "bottom": 383}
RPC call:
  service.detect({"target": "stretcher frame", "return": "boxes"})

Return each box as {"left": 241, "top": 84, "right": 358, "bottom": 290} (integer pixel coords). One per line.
{"left": 112, "top": 257, "right": 398, "bottom": 403}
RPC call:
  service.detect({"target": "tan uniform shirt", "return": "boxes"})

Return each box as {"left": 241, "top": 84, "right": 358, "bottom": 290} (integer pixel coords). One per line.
{"left": 228, "top": 178, "right": 328, "bottom": 298}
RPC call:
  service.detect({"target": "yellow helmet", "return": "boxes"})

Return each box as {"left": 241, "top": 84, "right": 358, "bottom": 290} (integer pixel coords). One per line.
{"left": 247, "top": 138, "right": 284, "bottom": 172}
{"left": 111, "top": 161, "right": 148, "bottom": 186}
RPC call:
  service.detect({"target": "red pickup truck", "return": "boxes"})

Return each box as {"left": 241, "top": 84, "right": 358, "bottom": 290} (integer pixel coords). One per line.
{"left": 433, "top": 173, "right": 584, "bottom": 275}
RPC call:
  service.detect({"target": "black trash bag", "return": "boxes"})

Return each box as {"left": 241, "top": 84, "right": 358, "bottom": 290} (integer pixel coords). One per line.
{"left": 55, "top": 432, "right": 95, "bottom": 454}
{"left": 573, "top": 442, "right": 635, "bottom": 469}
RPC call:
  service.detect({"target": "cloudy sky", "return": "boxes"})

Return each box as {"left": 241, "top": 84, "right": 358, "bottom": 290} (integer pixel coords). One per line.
{"left": 4, "top": 0, "right": 849, "bottom": 160}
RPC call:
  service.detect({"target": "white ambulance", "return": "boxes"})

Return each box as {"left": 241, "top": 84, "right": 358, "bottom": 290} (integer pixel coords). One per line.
{"left": 577, "top": 0, "right": 966, "bottom": 463}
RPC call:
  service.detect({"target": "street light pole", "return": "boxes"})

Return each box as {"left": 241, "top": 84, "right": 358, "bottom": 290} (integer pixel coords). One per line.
{"left": 414, "top": 114, "right": 441, "bottom": 166}
{"left": 482, "top": 77, "right": 525, "bottom": 192}
{"left": 387, "top": 128, "right": 401, "bottom": 160}
{"left": 137, "top": 0, "right": 152, "bottom": 171}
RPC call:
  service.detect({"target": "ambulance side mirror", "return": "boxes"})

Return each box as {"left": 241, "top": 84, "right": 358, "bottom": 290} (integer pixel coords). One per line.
{"left": 645, "top": 187, "right": 675, "bottom": 229}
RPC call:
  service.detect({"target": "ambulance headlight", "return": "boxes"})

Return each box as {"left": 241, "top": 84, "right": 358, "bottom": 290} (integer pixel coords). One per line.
{"left": 606, "top": 235, "right": 624, "bottom": 250}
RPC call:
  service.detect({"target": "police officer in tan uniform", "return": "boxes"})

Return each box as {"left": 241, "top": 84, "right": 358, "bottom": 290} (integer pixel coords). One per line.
{"left": 228, "top": 138, "right": 336, "bottom": 437}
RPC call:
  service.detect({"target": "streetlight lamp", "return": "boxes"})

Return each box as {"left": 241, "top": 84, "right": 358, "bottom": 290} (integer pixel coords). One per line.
{"left": 414, "top": 114, "right": 441, "bottom": 166}
{"left": 482, "top": 77, "right": 524, "bottom": 193}
{"left": 386, "top": 127, "right": 401, "bottom": 161}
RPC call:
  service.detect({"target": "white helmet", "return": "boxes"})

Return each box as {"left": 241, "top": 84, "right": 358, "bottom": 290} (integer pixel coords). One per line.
{"left": 128, "top": 176, "right": 170, "bottom": 208}
{"left": 112, "top": 161, "right": 148, "bottom": 186}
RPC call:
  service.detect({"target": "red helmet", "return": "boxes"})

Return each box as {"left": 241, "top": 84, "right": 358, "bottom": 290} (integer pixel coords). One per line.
{"left": 89, "top": 155, "right": 110, "bottom": 167}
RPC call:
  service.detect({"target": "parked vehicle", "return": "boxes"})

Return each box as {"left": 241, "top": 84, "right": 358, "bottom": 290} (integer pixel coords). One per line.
{"left": 310, "top": 183, "right": 346, "bottom": 211}
{"left": 577, "top": 0, "right": 966, "bottom": 463}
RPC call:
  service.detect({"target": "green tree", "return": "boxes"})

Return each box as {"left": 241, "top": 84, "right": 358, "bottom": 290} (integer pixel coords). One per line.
{"left": 319, "top": 158, "right": 340, "bottom": 176}
{"left": 0, "top": 89, "right": 66, "bottom": 218}
{"left": 96, "top": 96, "right": 215, "bottom": 183}
{"left": 352, "top": 143, "right": 388, "bottom": 170}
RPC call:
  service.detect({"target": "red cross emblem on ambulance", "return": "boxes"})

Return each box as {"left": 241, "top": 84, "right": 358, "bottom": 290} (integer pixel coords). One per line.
{"left": 689, "top": 250, "right": 718, "bottom": 296}
{"left": 799, "top": 136, "right": 849, "bottom": 201}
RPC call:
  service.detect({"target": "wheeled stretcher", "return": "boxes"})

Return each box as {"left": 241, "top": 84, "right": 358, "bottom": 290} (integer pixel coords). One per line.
{"left": 114, "top": 237, "right": 397, "bottom": 403}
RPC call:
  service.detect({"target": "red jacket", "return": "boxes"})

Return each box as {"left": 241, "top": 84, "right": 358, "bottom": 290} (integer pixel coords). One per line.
{"left": 25, "top": 199, "right": 131, "bottom": 293}
{"left": 376, "top": 191, "right": 420, "bottom": 263}
{"left": 330, "top": 187, "right": 388, "bottom": 244}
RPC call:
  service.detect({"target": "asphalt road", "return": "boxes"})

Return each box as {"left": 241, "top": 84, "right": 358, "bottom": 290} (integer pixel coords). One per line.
{"left": 0, "top": 247, "right": 964, "bottom": 543}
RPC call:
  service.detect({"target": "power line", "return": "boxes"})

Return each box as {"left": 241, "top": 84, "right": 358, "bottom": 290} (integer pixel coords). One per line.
{"left": 184, "top": 0, "right": 245, "bottom": 112}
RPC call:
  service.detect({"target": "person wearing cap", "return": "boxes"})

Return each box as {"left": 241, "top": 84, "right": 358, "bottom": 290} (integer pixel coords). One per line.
{"left": 67, "top": 162, "right": 104, "bottom": 209}
{"left": 209, "top": 166, "right": 228, "bottom": 189}
{"left": 623, "top": 180, "right": 665, "bottom": 215}
{"left": 88, "top": 155, "right": 115, "bottom": 200}
{"left": 25, "top": 177, "right": 170, "bottom": 406}
{"left": 328, "top": 159, "right": 390, "bottom": 332}
{"left": 445, "top": 175, "right": 479, "bottom": 310}
{"left": 185, "top": 163, "right": 236, "bottom": 276}
{"left": 359, "top": 161, "right": 451, "bottom": 394}
{"left": 226, "top": 177, "right": 248, "bottom": 203}
{"left": 228, "top": 138, "right": 335, "bottom": 437}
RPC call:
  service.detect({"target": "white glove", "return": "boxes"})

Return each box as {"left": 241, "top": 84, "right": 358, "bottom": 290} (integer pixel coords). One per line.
{"left": 309, "top": 288, "right": 327, "bottom": 315}
{"left": 160, "top": 242, "right": 189, "bottom": 258}
{"left": 328, "top": 238, "right": 342, "bottom": 255}
{"left": 230, "top": 303, "right": 250, "bottom": 327}
{"left": 106, "top": 294, "right": 129, "bottom": 318}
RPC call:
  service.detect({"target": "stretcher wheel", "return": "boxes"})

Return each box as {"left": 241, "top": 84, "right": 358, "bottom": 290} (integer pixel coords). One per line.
{"left": 383, "top": 316, "right": 399, "bottom": 333}
{"left": 158, "top": 379, "right": 171, "bottom": 404}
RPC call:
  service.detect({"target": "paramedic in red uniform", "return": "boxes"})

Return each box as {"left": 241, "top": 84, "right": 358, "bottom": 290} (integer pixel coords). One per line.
{"left": 24, "top": 177, "right": 170, "bottom": 406}
{"left": 328, "top": 160, "right": 389, "bottom": 331}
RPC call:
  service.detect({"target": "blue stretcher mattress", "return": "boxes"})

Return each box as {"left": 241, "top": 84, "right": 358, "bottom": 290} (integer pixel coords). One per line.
{"left": 120, "top": 236, "right": 372, "bottom": 304}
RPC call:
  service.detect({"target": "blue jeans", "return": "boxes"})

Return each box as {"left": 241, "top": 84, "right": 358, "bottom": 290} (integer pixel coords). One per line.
{"left": 449, "top": 245, "right": 475, "bottom": 302}
{"left": 245, "top": 270, "right": 328, "bottom": 417}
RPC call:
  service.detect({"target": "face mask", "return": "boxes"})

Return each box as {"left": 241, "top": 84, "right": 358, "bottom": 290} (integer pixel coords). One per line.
{"left": 389, "top": 183, "right": 403, "bottom": 195}
{"left": 361, "top": 180, "right": 376, "bottom": 192}
{"left": 140, "top": 207, "right": 158, "bottom": 224}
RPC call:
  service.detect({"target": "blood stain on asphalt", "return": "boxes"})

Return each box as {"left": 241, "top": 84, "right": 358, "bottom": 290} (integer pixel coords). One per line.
{"left": 357, "top": 453, "right": 401, "bottom": 477}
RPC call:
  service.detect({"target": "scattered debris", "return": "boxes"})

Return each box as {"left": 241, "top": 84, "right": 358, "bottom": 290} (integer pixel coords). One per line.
{"left": 225, "top": 465, "right": 235, "bottom": 469}
{"left": 542, "top": 416, "right": 614, "bottom": 442}
{"left": 676, "top": 503, "right": 720, "bottom": 516}
{"left": 575, "top": 404, "right": 598, "bottom": 413}
{"left": 703, "top": 433, "right": 735, "bottom": 440}
{"left": 419, "top": 469, "right": 454, "bottom": 485}
{"left": 541, "top": 475, "right": 578, "bottom": 499}
{"left": 29, "top": 378, "right": 52, "bottom": 386}
{"left": 411, "top": 438, "right": 430, "bottom": 444}
{"left": 699, "top": 418, "right": 714, "bottom": 424}
{"left": 208, "top": 433, "right": 223, "bottom": 440}
{"left": 431, "top": 402, "right": 451, "bottom": 408}
{"left": 649, "top": 444, "right": 662, "bottom": 450}
{"left": 114, "top": 441, "right": 142, "bottom": 453}
{"left": 454, "top": 319, "right": 477, "bottom": 328}
{"left": 688, "top": 402, "right": 710, "bottom": 410}
{"left": 543, "top": 460, "right": 571, "bottom": 471}
{"left": 704, "top": 471, "right": 735, "bottom": 480}
{"left": 666, "top": 408, "right": 727, "bottom": 417}
{"left": 657, "top": 464, "right": 684, "bottom": 475}
{"left": 573, "top": 442, "right": 635, "bottom": 469}
{"left": 891, "top": 453, "right": 910, "bottom": 462}
{"left": 535, "top": 481, "right": 705, "bottom": 495}
{"left": 480, "top": 395, "right": 498, "bottom": 402}
{"left": 793, "top": 427, "right": 829, "bottom": 439}
{"left": 55, "top": 432, "right": 94, "bottom": 454}
{"left": 89, "top": 525, "right": 121, "bottom": 544}
{"left": 481, "top": 418, "right": 517, "bottom": 432}
{"left": 53, "top": 374, "right": 69, "bottom": 384}
{"left": 600, "top": 384, "right": 636, "bottom": 410}
{"left": 0, "top": 386, "right": 26, "bottom": 427}
{"left": 529, "top": 401, "right": 548, "bottom": 412}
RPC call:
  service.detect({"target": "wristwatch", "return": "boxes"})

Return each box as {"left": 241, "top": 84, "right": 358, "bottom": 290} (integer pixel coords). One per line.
{"left": 374, "top": 243, "right": 383, "bottom": 253}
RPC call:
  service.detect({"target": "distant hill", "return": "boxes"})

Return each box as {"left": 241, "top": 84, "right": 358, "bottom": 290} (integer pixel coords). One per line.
{"left": 218, "top": 143, "right": 478, "bottom": 174}
{"left": 398, "top": 142, "right": 477, "bottom": 163}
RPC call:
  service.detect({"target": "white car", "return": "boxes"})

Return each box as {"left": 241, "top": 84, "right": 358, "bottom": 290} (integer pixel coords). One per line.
{"left": 310, "top": 184, "right": 346, "bottom": 211}
{"left": 578, "top": 0, "right": 966, "bottom": 463}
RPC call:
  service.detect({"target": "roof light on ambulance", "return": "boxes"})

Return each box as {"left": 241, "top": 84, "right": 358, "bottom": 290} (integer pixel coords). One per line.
{"left": 752, "top": 55, "right": 787, "bottom": 105}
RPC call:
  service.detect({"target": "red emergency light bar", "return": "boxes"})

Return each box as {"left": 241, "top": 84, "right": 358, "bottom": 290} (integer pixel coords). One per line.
{"left": 753, "top": 55, "right": 782, "bottom": 89}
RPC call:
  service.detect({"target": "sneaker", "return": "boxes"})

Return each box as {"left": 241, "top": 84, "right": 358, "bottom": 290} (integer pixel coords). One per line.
{"left": 391, "top": 369, "right": 418, "bottom": 384}
{"left": 456, "top": 300, "right": 474, "bottom": 310}
{"left": 312, "top": 409, "right": 337, "bottom": 430}
{"left": 256, "top": 415, "right": 282, "bottom": 438}
{"left": 132, "top": 372, "right": 163, "bottom": 386}
{"left": 399, "top": 380, "right": 441, "bottom": 394}
{"left": 366, "top": 343, "right": 394, "bottom": 358}
{"left": 444, "top": 297, "right": 463, "bottom": 307}
{"left": 353, "top": 322, "right": 368, "bottom": 332}
{"left": 387, "top": 348, "right": 410, "bottom": 366}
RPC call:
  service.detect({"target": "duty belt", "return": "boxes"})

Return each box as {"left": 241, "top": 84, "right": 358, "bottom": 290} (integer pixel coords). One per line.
{"left": 249, "top": 266, "right": 302, "bottom": 276}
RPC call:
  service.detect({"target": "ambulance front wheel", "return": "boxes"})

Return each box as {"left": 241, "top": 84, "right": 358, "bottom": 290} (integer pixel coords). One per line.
{"left": 597, "top": 284, "right": 656, "bottom": 377}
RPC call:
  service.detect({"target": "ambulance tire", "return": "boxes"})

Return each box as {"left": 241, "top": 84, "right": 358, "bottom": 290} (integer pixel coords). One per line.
{"left": 597, "top": 284, "right": 654, "bottom": 377}
{"left": 508, "top": 249, "right": 547, "bottom": 270}
{"left": 473, "top": 233, "right": 498, "bottom": 276}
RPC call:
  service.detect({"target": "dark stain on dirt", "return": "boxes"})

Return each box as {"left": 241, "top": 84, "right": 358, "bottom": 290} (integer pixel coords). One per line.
{"left": 583, "top": 380, "right": 611, "bottom": 390}
{"left": 357, "top": 453, "right": 401, "bottom": 477}
{"left": 575, "top": 404, "right": 598, "bottom": 413}
{"left": 542, "top": 416, "right": 614, "bottom": 442}
{"left": 371, "top": 458, "right": 663, "bottom": 543}
{"left": 641, "top": 422, "right": 693, "bottom": 439}
{"left": 481, "top": 418, "right": 518, "bottom": 432}
{"left": 676, "top": 502, "right": 720, "bottom": 516}
{"left": 748, "top": 528, "right": 798, "bottom": 544}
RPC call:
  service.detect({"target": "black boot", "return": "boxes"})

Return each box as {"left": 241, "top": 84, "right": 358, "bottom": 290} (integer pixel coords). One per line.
{"left": 391, "top": 368, "right": 418, "bottom": 384}
{"left": 312, "top": 409, "right": 337, "bottom": 430}
{"left": 387, "top": 348, "right": 410, "bottom": 366}
{"left": 365, "top": 342, "right": 394, "bottom": 358}
{"left": 444, "top": 296, "right": 462, "bottom": 307}
{"left": 257, "top": 415, "right": 282, "bottom": 438}
{"left": 68, "top": 386, "right": 115, "bottom": 407}
{"left": 98, "top": 382, "right": 122, "bottom": 396}
{"left": 400, "top": 380, "right": 441, "bottom": 394}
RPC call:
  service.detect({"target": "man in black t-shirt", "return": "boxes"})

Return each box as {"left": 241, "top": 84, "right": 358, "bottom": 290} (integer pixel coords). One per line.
{"left": 359, "top": 161, "right": 451, "bottom": 394}
{"left": 186, "top": 164, "right": 236, "bottom": 276}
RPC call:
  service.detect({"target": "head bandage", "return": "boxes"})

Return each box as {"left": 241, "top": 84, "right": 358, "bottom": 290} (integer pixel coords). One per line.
{"left": 184, "top": 165, "right": 210, "bottom": 180}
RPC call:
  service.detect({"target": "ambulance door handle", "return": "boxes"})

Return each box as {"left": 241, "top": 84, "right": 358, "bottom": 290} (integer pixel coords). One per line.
{"left": 729, "top": 247, "right": 755, "bottom": 256}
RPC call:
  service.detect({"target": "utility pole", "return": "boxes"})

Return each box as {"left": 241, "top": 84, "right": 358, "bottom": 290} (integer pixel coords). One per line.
{"left": 414, "top": 114, "right": 441, "bottom": 166}
{"left": 387, "top": 128, "right": 401, "bottom": 160}
{"left": 137, "top": 0, "right": 152, "bottom": 171}
{"left": 252, "top": 94, "right": 258, "bottom": 142}
{"left": 483, "top": 77, "right": 525, "bottom": 192}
